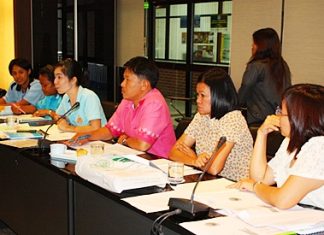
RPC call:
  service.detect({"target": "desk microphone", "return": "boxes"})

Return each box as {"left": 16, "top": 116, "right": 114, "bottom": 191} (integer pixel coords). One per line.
{"left": 38, "top": 102, "right": 80, "bottom": 151}
{"left": 168, "top": 136, "right": 227, "bottom": 219}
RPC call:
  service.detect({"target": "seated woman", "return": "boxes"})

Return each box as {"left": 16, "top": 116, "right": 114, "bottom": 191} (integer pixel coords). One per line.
{"left": 169, "top": 68, "right": 253, "bottom": 181}
{"left": 52, "top": 58, "right": 107, "bottom": 133}
{"left": 0, "top": 58, "right": 44, "bottom": 114}
{"left": 232, "top": 84, "right": 324, "bottom": 209}
{"left": 22, "top": 65, "right": 62, "bottom": 118}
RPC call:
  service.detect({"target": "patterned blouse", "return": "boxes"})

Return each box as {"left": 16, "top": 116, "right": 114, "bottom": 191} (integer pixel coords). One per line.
{"left": 184, "top": 110, "right": 253, "bottom": 181}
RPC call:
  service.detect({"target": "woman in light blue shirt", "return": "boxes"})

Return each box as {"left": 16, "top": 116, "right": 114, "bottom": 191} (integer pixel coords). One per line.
{"left": 0, "top": 58, "right": 44, "bottom": 114}
{"left": 53, "top": 58, "right": 107, "bottom": 133}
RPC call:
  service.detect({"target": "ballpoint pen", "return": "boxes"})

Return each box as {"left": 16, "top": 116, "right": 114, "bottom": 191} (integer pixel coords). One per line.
{"left": 11, "top": 103, "right": 26, "bottom": 114}
{"left": 17, "top": 130, "right": 38, "bottom": 133}
{"left": 67, "top": 134, "right": 91, "bottom": 143}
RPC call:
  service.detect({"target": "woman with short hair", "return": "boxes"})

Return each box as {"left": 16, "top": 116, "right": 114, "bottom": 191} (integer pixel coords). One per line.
{"left": 0, "top": 58, "right": 44, "bottom": 114}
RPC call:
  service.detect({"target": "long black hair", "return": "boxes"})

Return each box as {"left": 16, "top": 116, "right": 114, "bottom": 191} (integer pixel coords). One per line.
{"left": 250, "top": 28, "right": 290, "bottom": 92}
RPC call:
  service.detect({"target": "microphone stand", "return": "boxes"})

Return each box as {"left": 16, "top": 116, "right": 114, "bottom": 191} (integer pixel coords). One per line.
{"left": 168, "top": 136, "right": 227, "bottom": 219}
{"left": 38, "top": 102, "right": 80, "bottom": 152}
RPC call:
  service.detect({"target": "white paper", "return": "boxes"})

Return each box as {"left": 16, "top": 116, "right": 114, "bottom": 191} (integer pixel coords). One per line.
{"left": 122, "top": 178, "right": 233, "bottom": 213}
{"left": 236, "top": 206, "right": 324, "bottom": 232}
{"left": 122, "top": 190, "right": 191, "bottom": 213}
{"left": 39, "top": 124, "right": 76, "bottom": 141}
{"left": 180, "top": 216, "right": 279, "bottom": 235}
{"left": 0, "top": 123, "right": 31, "bottom": 132}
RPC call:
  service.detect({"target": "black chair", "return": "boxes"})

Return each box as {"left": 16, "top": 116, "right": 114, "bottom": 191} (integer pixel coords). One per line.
{"left": 101, "top": 101, "right": 118, "bottom": 120}
{"left": 249, "top": 124, "right": 284, "bottom": 161}
{"left": 174, "top": 117, "right": 193, "bottom": 139}
{"left": 0, "top": 88, "right": 6, "bottom": 98}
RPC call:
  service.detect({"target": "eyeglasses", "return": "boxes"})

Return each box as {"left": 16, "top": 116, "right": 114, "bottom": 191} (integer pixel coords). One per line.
{"left": 275, "top": 106, "right": 288, "bottom": 116}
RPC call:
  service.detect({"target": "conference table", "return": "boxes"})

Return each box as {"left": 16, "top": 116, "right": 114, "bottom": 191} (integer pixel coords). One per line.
{"left": 0, "top": 142, "right": 214, "bottom": 235}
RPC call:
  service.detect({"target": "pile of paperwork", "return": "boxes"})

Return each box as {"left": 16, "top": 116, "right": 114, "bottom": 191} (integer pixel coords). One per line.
{"left": 76, "top": 154, "right": 167, "bottom": 193}
{"left": 74, "top": 142, "right": 168, "bottom": 193}
{"left": 122, "top": 178, "right": 324, "bottom": 234}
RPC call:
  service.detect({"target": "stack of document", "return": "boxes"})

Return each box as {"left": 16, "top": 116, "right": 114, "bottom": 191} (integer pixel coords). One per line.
{"left": 50, "top": 149, "right": 78, "bottom": 163}
{"left": 2, "top": 131, "right": 43, "bottom": 140}
{"left": 76, "top": 154, "right": 167, "bottom": 193}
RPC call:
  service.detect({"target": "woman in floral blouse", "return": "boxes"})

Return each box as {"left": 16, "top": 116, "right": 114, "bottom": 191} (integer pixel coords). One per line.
{"left": 169, "top": 68, "right": 253, "bottom": 181}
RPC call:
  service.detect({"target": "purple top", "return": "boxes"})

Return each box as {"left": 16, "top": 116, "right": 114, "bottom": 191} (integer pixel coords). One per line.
{"left": 106, "top": 88, "right": 176, "bottom": 158}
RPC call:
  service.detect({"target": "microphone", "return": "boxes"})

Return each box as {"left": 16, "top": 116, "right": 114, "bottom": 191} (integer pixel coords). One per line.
{"left": 168, "top": 136, "right": 227, "bottom": 219}
{"left": 38, "top": 102, "right": 80, "bottom": 152}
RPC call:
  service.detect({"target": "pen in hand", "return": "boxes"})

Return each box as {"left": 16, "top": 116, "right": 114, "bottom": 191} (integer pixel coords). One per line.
{"left": 11, "top": 103, "right": 26, "bottom": 114}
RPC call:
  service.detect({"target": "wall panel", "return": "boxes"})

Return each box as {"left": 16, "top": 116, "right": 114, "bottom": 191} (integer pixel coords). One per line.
{"left": 230, "top": 0, "right": 282, "bottom": 88}
{"left": 283, "top": 0, "right": 324, "bottom": 85}
{"left": 0, "top": 0, "right": 15, "bottom": 89}
{"left": 116, "top": 0, "right": 144, "bottom": 66}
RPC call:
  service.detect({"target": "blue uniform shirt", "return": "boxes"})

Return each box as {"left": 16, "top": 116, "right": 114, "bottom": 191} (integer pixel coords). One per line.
{"left": 35, "top": 94, "right": 62, "bottom": 111}
{"left": 56, "top": 86, "right": 107, "bottom": 127}
{"left": 4, "top": 80, "right": 44, "bottom": 105}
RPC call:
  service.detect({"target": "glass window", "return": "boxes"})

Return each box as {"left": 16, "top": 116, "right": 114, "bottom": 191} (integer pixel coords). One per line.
{"left": 155, "top": 18, "right": 166, "bottom": 59}
{"left": 192, "top": 1, "right": 231, "bottom": 65}
{"left": 170, "top": 4, "right": 187, "bottom": 16}
{"left": 169, "top": 4, "right": 187, "bottom": 61}
{"left": 151, "top": 0, "right": 231, "bottom": 64}
{"left": 156, "top": 7, "right": 166, "bottom": 17}
{"left": 223, "top": 1, "right": 232, "bottom": 14}
{"left": 195, "top": 2, "right": 218, "bottom": 15}
{"left": 149, "top": 0, "right": 232, "bottom": 119}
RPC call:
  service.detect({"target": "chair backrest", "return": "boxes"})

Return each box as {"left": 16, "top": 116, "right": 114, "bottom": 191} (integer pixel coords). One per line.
{"left": 0, "top": 88, "right": 6, "bottom": 98}
{"left": 175, "top": 117, "right": 193, "bottom": 139}
{"left": 101, "top": 101, "right": 118, "bottom": 120}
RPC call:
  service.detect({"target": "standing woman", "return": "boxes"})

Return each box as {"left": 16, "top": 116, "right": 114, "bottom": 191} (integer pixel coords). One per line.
{"left": 238, "top": 28, "right": 291, "bottom": 125}
{"left": 0, "top": 58, "right": 44, "bottom": 114}
{"left": 169, "top": 68, "right": 253, "bottom": 181}
{"left": 53, "top": 58, "right": 107, "bottom": 132}
{"left": 232, "top": 84, "right": 324, "bottom": 209}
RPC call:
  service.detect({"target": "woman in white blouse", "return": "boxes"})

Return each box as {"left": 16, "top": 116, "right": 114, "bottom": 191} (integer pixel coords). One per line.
{"left": 232, "top": 83, "right": 324, "bottom": 209}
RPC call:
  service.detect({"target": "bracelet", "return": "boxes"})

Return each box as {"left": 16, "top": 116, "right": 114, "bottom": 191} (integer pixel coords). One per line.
{"left": 121, "top": 137, "right": 128, "bottom": 146}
